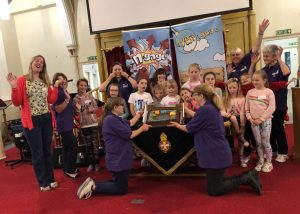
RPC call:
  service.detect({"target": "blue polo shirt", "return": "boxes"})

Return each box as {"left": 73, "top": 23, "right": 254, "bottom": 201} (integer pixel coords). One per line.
{"left": 107, "top": 77, "right": 133, "bottom": 102}
{"left": 102, "top": 112, "right": 133, "bottom": 172}
{"left": 186, "top": 101, "right": 232, "bottom": 169}
{"left": 263, "top": 61, "right": 289, "bottom": 111}
{"left": 228, "top": 51, "right": 252, "bottom": 79}
{"left": 54, "top": 87, "right": 74, "bottom": 134}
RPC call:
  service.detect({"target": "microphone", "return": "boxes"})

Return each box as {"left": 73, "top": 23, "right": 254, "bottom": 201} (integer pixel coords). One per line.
{"left": 67, "top": 79, "right": 73, "bottom": 82}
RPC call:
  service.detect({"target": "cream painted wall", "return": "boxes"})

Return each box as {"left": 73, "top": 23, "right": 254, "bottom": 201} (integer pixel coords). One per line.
{"left": 253, "top": 0, "right": 300, "bottom": 37}
{"left": 13, "top": 6, "right": 78, "bottom": 92}
{"left": 74, "top": 0, "right": 97, "bottom": 67}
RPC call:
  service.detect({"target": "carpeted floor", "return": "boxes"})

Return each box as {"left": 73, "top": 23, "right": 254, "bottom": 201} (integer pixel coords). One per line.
{"left": 0, "top": 124, "right": 299, "bottom": 214}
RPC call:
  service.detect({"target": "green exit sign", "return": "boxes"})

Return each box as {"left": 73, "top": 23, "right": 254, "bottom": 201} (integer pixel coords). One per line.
{"left": 87, "top": 56, "right": 97, "bottom": 61}
{"left": 276, "top": 29, "right": 292, "bottom": 36}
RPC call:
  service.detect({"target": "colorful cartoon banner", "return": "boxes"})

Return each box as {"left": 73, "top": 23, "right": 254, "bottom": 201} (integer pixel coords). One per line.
{"left": 122, "top": 27, "right": 172, "bottom": 80}
{"left": 171, "top": 16, "right": 226, "bottom": 84}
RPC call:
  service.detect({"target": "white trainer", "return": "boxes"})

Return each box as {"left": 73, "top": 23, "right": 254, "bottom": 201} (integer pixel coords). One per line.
{"left": 275, "top": 154, "right": 288, "bottom": 163}
{"left": 262, "top": 163, "right": 273, "bottom": 172}
{"left": 255, "top": 163, "right": 264, "bottom": 172}
{"left": 77, "top": 177, "right": 95, "bottom": 199}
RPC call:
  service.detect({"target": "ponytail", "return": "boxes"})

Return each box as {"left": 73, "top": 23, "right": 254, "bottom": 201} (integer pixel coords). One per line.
{"left": 193, "top": 84, "right": 223, "bottom": 111}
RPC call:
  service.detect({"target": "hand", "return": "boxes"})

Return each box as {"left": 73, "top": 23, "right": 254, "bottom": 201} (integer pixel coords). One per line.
{"left": 259, "top": 19, "right": 270, "bottom": 34}
{"left": 108, "top": 72, "right": 116, "bottom": 80}
{"left": 64, "top": 89, "right": 71, "bottom": 100}
{"left": 121, "top": 71, "right": 129, "bottom": 78}
{"left": 254, "top": 118, "right": 263, "bottom": 125}
{"left": 251, "top": 53, "right": 260, "bottom": 65}
{"left": 6, "top": 73, "right": 18, "bottom": 89}
{"left": 225, "top": 113, "right": 231, "bottom": 118}
{"left": 168, "top": 121, "right": 179, "bottom": 128}
{"left": 140, "top": 124, "right": 151, "bottom": 132}
{"left": 287, "top": 77, "right": 297, "bottom": 86}
{"left": 54, "top": 79, "right": 62, "bottom": 88}
{"left": 227, "top": 64, "right": 233, "bottom": 73}
{"left": 276, "top": 46, "right": 284, "bottom": 61}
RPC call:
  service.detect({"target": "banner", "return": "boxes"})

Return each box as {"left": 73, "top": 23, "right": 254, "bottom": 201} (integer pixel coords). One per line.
{"left": 122, "top": 27, "right": 172, "bottom": 80}
{"left": 171, "top": 16, "right": 226, "bottom": 84}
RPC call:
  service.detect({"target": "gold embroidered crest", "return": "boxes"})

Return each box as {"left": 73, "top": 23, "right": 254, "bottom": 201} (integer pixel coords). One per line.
{"left": 159, "top": 132, "right": 171, "bottom": 153}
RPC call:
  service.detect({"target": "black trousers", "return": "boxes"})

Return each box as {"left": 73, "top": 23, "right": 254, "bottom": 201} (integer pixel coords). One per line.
{"left": 60, "top": 130, "right": 78, "bottom": 173}
{"left": 244, "top": 120, "right": 256, "bottom": 157}
{"left": 270, "top": 110, "right": 288, "bottom": 155}
{"left": 206, "top": 168, "right": 241, "bottom": 196}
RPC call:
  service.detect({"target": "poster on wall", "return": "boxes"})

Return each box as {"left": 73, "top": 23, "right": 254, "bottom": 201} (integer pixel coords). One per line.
{"left": 122, "top": 27, "right": 172, "bottom": 80}
{"left": 171, "top": 16, "right": 226, "bottom": 85}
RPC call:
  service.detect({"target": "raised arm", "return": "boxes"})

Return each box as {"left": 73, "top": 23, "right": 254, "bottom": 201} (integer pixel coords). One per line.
{"left": 99, "top": 72, "right": 115, "bottom": 92}
{"left": 277, "top": 47, "right": 291, "bottom": 76}
{"left": 252, "top": 19, "right": 270, "bottom": 54}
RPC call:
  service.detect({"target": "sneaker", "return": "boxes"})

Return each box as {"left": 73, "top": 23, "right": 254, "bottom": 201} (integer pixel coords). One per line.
{"left": 40, "top": 186, "right": 51, "bottom": 191}
{"left": 262, "top": 163, "right": 273, "bottom": 173}
{"left": 50, "top": 181, "right": 58, "bottom": 188}
{"left": 243, "top": 155, "right": 251, "bottom": 164}
{"left": 87, "top": 164, "right": 94, "bottom": 172}
{"left": 77, "top": 177, "right": 95, "bottom": 199}
{"left": 255, "top": 163, "right": 264, "bottom": 172}
{"left": 275, "top": 154, "right": 288, "bottom": 163}
{"left": 237, "top": 134, "right": 250, "bottom": 147}
{"left": 240, "top": 157, "right": 247, "bottom": 168}
{"left": 64, "top": 172, "right": 79, "bottom": 179}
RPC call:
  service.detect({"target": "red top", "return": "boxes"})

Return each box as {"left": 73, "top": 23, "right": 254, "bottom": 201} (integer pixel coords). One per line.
{"left": 11, "top": 75, "right": 58, "bottom": 130}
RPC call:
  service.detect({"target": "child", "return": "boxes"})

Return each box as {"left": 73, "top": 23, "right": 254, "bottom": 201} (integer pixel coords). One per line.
{"left": 182, "top": 63, "right": 202, "bottom": 92}
{"left": 180, "top": 87, "right": 197, "bottom": 119}
{"left": 160, "top": 79, "right": 181, "bottom": 106}
{"left": 222, "top": 78, "right": 249, "bottom": 167}
{"left": 203, "top": 72, "right": 222, "bottom": 97}
{"left": 74, "top": 78, "right": 100, "bottom": 172}
{"left": 77, "top": 97, "right": 150, "bottom": 199}
{"left": 150, "top": 68, "right": 167, "bottom": 96}
{"left": 128, "top": 78, "right": 153, "bottom": 117}
{"left": 152, "top": 84, "right": 164, "bottom": 106}
{"left": 107, "top": 83, "right": 129, "bottom": 119}
{"left": 245, "top": 70, "right": 275, "bottom": 172}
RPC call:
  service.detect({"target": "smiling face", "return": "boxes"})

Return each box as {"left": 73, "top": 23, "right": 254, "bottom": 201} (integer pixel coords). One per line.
{"left": 230, "top": 48, "right": 244, "bottom": 65}
{"left": 252, "top": 73, "right": 266, "bottom": 89}
{"left": 240, "top": 74, "right": 251, "bottom": 85}
{"left": 180, "top": 89, "right": 192, "bottom": 102}
{"left": 31, "top": 56, "right": 44, "bottom": 74}
{"left": 77, "top": 81, "right": 88, "bottom": 94}
{"left": 137, "top": 79, "right": 148, "bottom": 93}
{"left": 109, "top": 85, "right": 119, "bottom": 97}
{"left": 112, "top": 64, "right": 123, "bottom": 78}
{"left": 263, "top": 51, "right": 277, "bottom": 66}
{"left": 57, "top": 75, "right": 68, "bottom": 89}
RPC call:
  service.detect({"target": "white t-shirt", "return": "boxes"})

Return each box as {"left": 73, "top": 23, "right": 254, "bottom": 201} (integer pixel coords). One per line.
{"left": 182, "top": 80, "right": 201, "bottom": 92}
{"left": 128, "top": 92, "right": 153, "bottom": 113}
{"left": 160, "top": 95, "right": 181, "bottom": 106}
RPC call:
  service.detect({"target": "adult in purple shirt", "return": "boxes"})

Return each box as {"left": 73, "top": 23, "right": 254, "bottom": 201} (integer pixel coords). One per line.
{"left": 53, "top": 73, "right": 79, "bottom": 179}
{"left": 99, "top": 62, "right": 137, "bottom": 103}
{"left": 170, "top": 84, "right": 262, "bottom": 196}
{"left": 77, "top": 97, "right": 150, "bottom": 199}
{"left": 262, "top": 45, "right": 291, "bottom": 163}
{"left": 228, "top": 19, "right": 270, "bottom": 79}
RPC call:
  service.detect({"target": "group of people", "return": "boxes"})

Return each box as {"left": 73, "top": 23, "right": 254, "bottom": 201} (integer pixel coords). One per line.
{"left": 4, "top": 18, "right": 293, "bottom": 198}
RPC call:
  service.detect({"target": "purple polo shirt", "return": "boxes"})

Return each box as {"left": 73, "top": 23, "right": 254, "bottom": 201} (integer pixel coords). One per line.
{"left": 263, "top": 61, "right": 289, "bottom": 111}
{"left": 102, "top": 112, "right": 133, "bottom": 172}
{"left": 107, "top": 77, "right": 133, "bottom": 102}
{"left": 228, "top": 51, "right": 252, "bottom": 79}
{"left": 54, "top": 87, "right": 74, "bottom": 134}
{"left": 186, "top": 101, "right": 232, "bottom": 169}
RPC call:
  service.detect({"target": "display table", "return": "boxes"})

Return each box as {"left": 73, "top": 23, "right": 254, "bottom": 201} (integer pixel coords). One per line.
{"left": 132, "top": 126, "right": 195, "bottom": 175}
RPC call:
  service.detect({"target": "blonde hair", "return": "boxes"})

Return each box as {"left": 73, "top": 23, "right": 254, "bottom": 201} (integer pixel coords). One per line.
{"left": 188, "top": 63, "right": 201, "bottom": 73}
{"left": 166, "top": 79, "right": 178, "bottom": 94}
{"left": 193, "top": 84, "right": 223, "bottom": 111}
{"left": 223, "top": 78, "right": 243, "bottom": 110}
{"left": 25, "top": 55, "right": 51, "bottom": 86}
{"left": 253, "top": 69, "right": 269, "bottom": 88}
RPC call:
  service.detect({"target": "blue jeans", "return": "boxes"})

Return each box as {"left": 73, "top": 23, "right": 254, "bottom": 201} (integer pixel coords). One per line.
{"left": 23, "top": 113, "right": 55, "bottom": 188}
{"left": 60, "top": 130, "right": 78, "bottom": 173}
{"left": 94, "top": 170, "right": 129, "bottom": 195}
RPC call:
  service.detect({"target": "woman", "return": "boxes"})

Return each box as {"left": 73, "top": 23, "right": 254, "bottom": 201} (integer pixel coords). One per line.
{"left": 169, "top": 84, "right": 262, "bottom": 196}
{"left": 77, "top": 97, "right": 150, "bottom": 199}
{"left": 53, "top": 73, "right": 79, "bottom": 178}
{"left": 99, "top": 62, "right": 137, "bottom": 103}
{"left": 149, "top": 68, "right": 167, "bottom": 95}
{"left": 262, "top": 45, "right": 291, "bottom": 163}
{"left": 7, "top": 55, "right": 60, "bottom": 191}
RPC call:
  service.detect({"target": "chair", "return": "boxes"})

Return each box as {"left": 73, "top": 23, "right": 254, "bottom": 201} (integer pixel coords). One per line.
{"left": 5, "top": 123, "right": 31, "bottom": 169}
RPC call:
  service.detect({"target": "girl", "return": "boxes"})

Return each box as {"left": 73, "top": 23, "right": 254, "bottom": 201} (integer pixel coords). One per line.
{"left": 7, "top": 55, "right": 60, "bottom": 191}
{"left": 99, "top": 62, "right": 137, "bottom": 103}
{"left": 180, "top": 87, "right": 197, "bottom": 119}
{"left": 222, "top": 78, "right": 249, "bottom": 167}
{"left": 107, "top": 83, "right": 129, "bottom": 119}
{"left": 170, "top": 84, "right": 262, "bottom": 196}
{"left": 182, "top": 63, "right": 201, "bottom": 92}
{"left": 74, "top": 78, "right": 100, "bottom": 172}
{"left": 77, "top": 97, "right": 150, "bottom": 199}
{"left": 203, "top": 72, "right": 222, "bottom": 97}
{"left": 128, "top": 78, "right": 153, "bottom": 117}
{"left": 150, "top": 68, "right": 167, "bottom": 96}
{"left": 53, "top": 73, "right": 79, "bottom": 178}
{"left": 160, "top": 79, "right": 180, "bottom": 106}
{"left": 245, "top": 70, "right": 275, "bottom": 172}
{"left": 152, "top": 84, "right": 164, "bottom": 106}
